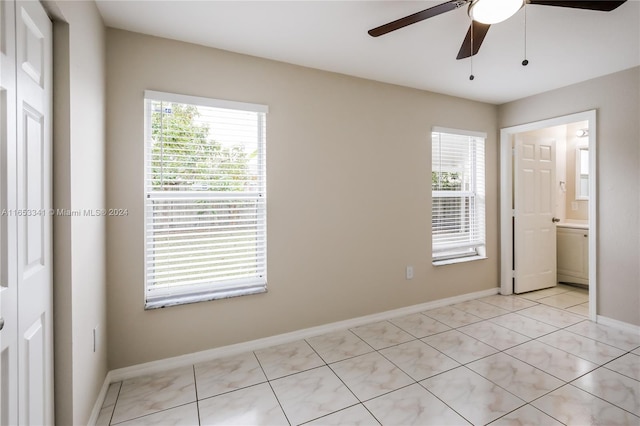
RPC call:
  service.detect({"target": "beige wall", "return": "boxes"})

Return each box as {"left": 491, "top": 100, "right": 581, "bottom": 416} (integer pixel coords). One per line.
{"left": 106, "top": 29, "right": 499, "bottom": 369}
{"left": 50, "top": 1, "right": 107, "bottom": 424}
{"left": 499, "top": 67, "right": 640, "bottom": 326}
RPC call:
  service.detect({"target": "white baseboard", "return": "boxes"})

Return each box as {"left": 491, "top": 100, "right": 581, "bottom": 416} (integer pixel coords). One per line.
{"left": 89, "top": 286, "right": 498, "bottom": 424}
{"left": 108, "top": 287, "right": 498, "bottom": 382}
{"left": 87, "top": 371, "right": 114, "bottom": 425}
{"left": 596, "top": 315, "right": 640, "bottom": 335}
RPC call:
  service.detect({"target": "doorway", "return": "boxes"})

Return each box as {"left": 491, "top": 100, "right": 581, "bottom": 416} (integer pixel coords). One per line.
{"left": 500, "top": 110, "right": 597, "bottom": 322}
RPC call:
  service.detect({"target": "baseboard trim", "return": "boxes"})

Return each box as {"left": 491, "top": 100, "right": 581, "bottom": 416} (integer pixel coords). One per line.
{"left": 87, "top": 371, "right": 114, "bottom": 425}
{"left": 89, "top": 286, "right": 498, "bottom": 424}
{"left": 596, "top": 315, "right": 640, "bottom": 335}
{"left": 109, "top": 287, "right": 498, "bottom": 382}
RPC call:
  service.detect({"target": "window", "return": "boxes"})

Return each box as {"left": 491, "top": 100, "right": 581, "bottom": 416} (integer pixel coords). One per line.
{"left": 431, "top": 128, "right": 486, "bottom": 263}
{"left": 576, "top": 146, "right": 589, "bottom": 200}
{"left": 144, "top": 91, "right": 267, "bottom": 308}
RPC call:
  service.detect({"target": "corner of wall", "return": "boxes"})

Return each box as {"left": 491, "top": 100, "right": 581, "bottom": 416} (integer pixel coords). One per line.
{"left": 52, "top": 18, "right": 74, "bottom": 426}
{"left": 51, "top": 1, "right": 109, "bottom": 424}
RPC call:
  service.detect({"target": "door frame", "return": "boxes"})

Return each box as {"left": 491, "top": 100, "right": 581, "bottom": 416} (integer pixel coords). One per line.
{"left": 500, "top": 110, "right": 597, "bottom": 321}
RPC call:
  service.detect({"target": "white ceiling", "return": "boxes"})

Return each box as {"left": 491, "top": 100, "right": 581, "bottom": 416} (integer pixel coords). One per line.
{"left": 95, "top": 0, "right": 640, "bottom": 104}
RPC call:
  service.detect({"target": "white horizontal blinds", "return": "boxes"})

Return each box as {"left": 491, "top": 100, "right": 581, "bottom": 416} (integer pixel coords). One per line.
{"left": 144, "top": 91, "right": 267, "bottom": 308}
{"left": 432, "top": 129, "right": 485, "bottom": 260}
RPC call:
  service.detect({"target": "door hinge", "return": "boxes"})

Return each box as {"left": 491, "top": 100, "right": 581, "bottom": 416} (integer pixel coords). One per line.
{"left": 511, "top": 270, "right": 516, "bottom": 278}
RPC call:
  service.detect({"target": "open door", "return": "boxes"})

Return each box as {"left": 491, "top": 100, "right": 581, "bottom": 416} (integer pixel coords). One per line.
{"left": 501, "top": 110, "right": 596, "bottom": 318}
{"left": 514, "top": 132, "right": 557, "bottom": 293}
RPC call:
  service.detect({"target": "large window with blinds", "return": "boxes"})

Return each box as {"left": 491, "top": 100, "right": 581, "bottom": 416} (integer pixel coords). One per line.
{"left": 431, "top": 128, "right": 486, "bottom": 263}
{"left": 144, "top": 91, "right": 267, "bottom": 308}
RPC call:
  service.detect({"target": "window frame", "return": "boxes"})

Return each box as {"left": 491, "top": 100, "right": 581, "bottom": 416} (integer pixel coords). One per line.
{"left": 575, "top": 145, "right": 589, "bottom": 200}
{"left": 143, "top": 90, "right": 268, "bottom": 309}
{"left": 431, "top": 127, "right": 486, "bottom": 265}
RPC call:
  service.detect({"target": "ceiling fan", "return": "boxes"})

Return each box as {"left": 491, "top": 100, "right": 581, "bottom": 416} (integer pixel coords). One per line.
{"left": 368, "top": 0, "right": 627, "bottom": 60}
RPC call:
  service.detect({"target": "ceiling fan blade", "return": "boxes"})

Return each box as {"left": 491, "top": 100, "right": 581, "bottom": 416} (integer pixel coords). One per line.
{"left": 527, "top": 0, "right": 626, "bottom": 12}
{"left": 368, "top": 0, "right": 467, "bottom": 37}
{"left": 456, "top": 21, "right": 491, "bottom": 60}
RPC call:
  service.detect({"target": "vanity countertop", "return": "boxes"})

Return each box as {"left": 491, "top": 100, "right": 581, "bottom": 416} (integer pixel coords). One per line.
{"left": 557, "top": 220, "right": 589, "bottom": 230}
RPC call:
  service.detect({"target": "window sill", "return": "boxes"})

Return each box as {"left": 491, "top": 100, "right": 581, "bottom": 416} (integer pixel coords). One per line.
{"left": 145, "top": 284, "right": 267, "bottom": 310}
{"left": 432, "top": 255, "right": 487, "bottom": 267}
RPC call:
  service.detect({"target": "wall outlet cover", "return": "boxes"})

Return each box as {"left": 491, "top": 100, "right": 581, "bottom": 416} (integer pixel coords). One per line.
{"left": 406, "top": 266, "right": 414, "bottom": 280}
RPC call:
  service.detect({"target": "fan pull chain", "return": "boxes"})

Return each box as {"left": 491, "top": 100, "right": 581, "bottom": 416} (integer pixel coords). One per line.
{"left": 522, "top": 3, "right": 529, "bottom": 66}
{"left": 469, "top": 21, "right": 475, "bottom": 80}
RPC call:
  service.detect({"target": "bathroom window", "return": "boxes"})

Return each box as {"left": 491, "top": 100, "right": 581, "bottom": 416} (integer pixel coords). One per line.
{"left": 431, "top": 128, "right": 486, "bottom": 263}
{"left": 576, "top": 146, "right": 589, "bottom": 200}
{"left": 143, "top": 90, "right": 268, "bottom": 309}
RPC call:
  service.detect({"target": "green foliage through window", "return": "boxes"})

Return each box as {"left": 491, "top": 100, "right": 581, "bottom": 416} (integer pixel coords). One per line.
{"left": 150, "top": 102, "right": 250, "bottom": 191}
{"left": 432, "top": 171, "right": 462, "bottom": 191}
{"left": 144, "top": 93, "right": 267, "bottom": 308}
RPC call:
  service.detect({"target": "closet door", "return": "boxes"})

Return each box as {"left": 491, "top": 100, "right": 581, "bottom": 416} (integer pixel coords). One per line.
{"left": 0, "top": 0, "right": 19, "bottom": 424}
{"left": 0, "top": 1, "right": 53, "bottom": 424}
{"left": 16, "top": 1, "right": 53, "bottom": 424}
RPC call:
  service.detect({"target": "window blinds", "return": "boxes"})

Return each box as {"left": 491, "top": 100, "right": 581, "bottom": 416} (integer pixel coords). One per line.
{"left": 432, "top": 128, "right": 486, "bottom": 260}
{"left": 144, "top": 91, "right": 267, "bottom": 308}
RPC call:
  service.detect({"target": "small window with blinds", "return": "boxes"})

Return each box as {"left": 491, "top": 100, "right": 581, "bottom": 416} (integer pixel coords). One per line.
{"left": 144, "top": 91, "right": 267, "bottom": 309}
{"left": 431, "top": 128, "right": 486, "bottom": 263}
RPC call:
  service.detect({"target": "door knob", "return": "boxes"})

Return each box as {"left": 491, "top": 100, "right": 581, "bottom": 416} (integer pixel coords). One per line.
{"left": 552, "top": 217, "right": 560, "bottom": 223}
{"left": 0, "top": 317, "right": 4, "bottom": 331}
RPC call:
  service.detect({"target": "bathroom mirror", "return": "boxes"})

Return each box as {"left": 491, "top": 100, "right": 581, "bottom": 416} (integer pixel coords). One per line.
{"left": 576, "top": 146, "right": 589, "bottom": 200}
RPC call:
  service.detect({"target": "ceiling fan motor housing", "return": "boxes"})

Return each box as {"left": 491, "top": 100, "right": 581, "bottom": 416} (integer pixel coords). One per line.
{"left": 468, "top": 0, "right": 525, "bottom": 25}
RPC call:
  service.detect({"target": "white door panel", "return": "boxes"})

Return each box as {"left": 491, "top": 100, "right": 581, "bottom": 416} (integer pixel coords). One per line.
{"left": 514, "top": 134, "right": 557, "bottom": 293}
{"left": 0, "top": 0, "right": 19, "bottom": 423}
{"left": 23, "top": 316, "right": 45, "bottom": 425}
{"left": 1, "top": 1, "right": 52, "bottom": 424}
{"left": 17, "top": 1, "right": 53, "bottom": 424}
{"left": 22, "top": 105, "right": 45, "bottom": 273}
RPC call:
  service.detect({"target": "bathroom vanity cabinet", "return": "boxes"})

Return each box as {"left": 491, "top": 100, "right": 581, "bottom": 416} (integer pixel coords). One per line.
{"left": 557, "top": 226, "right": 589, "bottom": 285}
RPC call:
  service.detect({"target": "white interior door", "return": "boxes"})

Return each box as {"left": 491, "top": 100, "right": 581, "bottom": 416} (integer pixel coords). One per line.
{"left": 514, "top": 133, "right": 557, "bottom": 293}
{"left": 0, "top": 0, "right": 19, "bottom": 424}
{"left": 16, "top": 1, "right": 53, "bottom": 424}
{"left": 1, "top": 1, "right": 53, "bottom": 424}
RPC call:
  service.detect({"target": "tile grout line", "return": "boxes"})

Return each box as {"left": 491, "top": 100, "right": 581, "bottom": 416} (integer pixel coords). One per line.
{"left": 100, "top": 289, "right": 640, "bottom": 425}
{"left": 329, "top": 299, "right": 609, "bottom": 423}
{"left": 251, "top": 350, "right": 293, "bottom": 426}
{"left": 414, "top": 377, "right": 479, "bottom": 425}
{"left": 310, "top": 318, "right": 468, "bottom": 423}
{"left": 302, "top": 335, "right": 367, "bottom": 415}
{"left": 474, "top": 317, "right": 640, "bottom": 420}
{"left": 109, "top": 402, "right": 196, "bottom": 426}
{"left": 564, "top": 380, "right": 640, "bottom": 420}
{"left": 431, "top": 304, "right": 601, "bottom": 424}
{"left": 106, "top": 381, "right": 122, "bottom": 426}
{"left": 369, "top": 307, "right": 535, "bottom": 424}
{"left": 428, "top": 302, "right": 610, "bottom": 423}
{"left": 191, "top": 365, "right": 201, "bottom": 426}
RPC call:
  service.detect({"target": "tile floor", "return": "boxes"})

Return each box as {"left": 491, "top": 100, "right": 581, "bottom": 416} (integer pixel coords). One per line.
{"left": 97, "top": 284, "right": 640, "bottom": 425}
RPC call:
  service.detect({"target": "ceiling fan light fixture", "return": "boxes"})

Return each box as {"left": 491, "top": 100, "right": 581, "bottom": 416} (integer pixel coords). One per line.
{"left": 469, "top": 0, "right": 524, "bottom": 24}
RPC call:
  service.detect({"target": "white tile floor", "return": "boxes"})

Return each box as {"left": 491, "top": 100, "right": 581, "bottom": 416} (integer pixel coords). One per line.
{"left": 97, "top": 284, "right": 640, "bottom": 425}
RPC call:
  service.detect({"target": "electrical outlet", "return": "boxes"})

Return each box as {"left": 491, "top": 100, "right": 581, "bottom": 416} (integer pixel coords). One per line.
{"left": 571, "top": 201, "right": 578, "bottom": 211}
{"left": 406, "top": 266, "right": 414, "bottom": 280}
